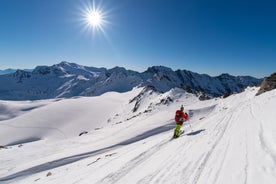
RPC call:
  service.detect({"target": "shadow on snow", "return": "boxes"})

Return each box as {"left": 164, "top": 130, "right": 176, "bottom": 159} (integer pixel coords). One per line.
{"left": 0, "top": 122, "right": 176, "bottom": 182}
{"left": 186, "top": 129, "right": 205, "bottom": 136}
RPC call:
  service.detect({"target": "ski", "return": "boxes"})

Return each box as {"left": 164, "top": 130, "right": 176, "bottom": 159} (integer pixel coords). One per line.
{"left": 171, "top": 130, "right": 185, "bottom": 140}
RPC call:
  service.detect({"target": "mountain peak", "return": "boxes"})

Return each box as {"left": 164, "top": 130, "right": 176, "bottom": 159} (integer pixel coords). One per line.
{"left": 56, "top": 61, "right": 82, "bottom": 69}
{"left": 59, "top": 61, "right": 71, "bottom": 65}
{"left": 108, "top": 66, "right": 127, "bottom": 73}
{"left": 145, "top": 66, "right": 174, "bottom": 73}
{"left": 32, "top": 65, "right": 67, "bottom": 75}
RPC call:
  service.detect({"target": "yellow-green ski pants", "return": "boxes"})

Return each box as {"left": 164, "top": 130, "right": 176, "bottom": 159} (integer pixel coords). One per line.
{"left": 174, "top": 124, "right": 182, "bottom": 136}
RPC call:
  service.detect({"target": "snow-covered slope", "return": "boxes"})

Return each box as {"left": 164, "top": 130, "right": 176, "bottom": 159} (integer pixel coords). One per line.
{"left": 0, "top": 62, "right": 261, "bottom": 100}
{"left": 0, "top": 87, "right": 275, "bottom": 184}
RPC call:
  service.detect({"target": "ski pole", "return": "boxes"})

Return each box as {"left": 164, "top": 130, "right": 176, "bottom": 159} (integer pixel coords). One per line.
{"left": 188, "top": 121, "right": 193, "bottom": 132}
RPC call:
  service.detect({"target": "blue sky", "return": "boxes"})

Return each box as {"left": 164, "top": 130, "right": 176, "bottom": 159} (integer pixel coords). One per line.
{"left": 0, "top": 0, "right": 275, "bottom": 78}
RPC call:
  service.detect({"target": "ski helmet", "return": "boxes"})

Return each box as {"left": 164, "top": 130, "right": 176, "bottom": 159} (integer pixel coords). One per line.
{"left": 180, "top": 105, "right": 184, "bottom": 111}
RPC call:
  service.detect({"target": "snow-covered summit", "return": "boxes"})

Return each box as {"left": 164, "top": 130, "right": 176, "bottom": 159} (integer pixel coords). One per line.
{"left": 32, "top": 62, "right": 105, "bottom": 78}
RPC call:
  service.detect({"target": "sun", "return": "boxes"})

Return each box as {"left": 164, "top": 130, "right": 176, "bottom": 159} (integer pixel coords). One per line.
{"left": 79, "top": 0, "right": 108, "bottom": 36}
{"left": 86, "top": 10, "right": 102, "bottom": 27}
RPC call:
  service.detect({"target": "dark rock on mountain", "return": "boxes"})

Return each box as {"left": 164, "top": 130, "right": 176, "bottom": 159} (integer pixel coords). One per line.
{"left": 256, "top": 73, "right": 276, "bottom": 96}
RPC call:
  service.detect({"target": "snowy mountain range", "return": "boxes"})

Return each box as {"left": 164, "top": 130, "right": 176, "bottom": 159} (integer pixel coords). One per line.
{"left": 0, "top": 62, "right": 262, "bottom": 100}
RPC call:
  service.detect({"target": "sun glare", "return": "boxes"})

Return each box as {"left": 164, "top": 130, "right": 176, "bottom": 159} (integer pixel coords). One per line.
{"left": 79, "top": 0, "right": 109, "bottom": 36}
{"left": 87, "top": 11, "right": 102, "bottom": 27}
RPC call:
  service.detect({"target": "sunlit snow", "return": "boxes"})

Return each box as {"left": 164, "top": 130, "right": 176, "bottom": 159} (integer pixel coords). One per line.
{"left": 0, "top": 87, "right": 275, "bottom": 184}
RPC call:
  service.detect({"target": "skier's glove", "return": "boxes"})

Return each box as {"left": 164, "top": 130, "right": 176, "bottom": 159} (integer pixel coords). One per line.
{"left": 185, "top": 113, "right": 189, "bottom": 120}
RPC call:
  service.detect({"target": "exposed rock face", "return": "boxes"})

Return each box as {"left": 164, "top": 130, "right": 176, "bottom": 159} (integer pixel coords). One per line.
{"left": 256, "top": 73, "right": 276, "bottom": 96}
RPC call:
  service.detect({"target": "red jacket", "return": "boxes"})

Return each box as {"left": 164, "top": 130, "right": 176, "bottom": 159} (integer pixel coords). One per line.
{"left": 175, "top": 110, "right": 188, "bottom": 124}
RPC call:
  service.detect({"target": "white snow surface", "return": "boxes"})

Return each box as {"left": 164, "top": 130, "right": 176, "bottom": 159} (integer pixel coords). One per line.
{"left": 0, "top": 87, "right": 275, "bottom": 184}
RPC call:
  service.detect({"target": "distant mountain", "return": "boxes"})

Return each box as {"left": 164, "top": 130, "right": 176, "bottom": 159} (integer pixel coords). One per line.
{"left": 0, "top": 69, "right": 16, "bottom": 75}
{"left": 0, "top": 61, "right": 262, "bottom": 100}
{"left": 0, "top": 68, "right": 32, "bottom": 75}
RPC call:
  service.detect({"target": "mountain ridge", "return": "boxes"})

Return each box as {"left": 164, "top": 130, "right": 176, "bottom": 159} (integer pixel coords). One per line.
{"left": 0, "top": 61, "right": 262, "bottom": 100}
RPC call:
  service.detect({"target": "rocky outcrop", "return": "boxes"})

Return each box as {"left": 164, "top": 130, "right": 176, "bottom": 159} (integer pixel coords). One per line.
{"left": 256, "top": 73, "right": 276, "bottom": 96}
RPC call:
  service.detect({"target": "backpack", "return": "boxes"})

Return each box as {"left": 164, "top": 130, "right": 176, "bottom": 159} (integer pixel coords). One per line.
{"left": 175, "top": 110, "right": 183, "bottom": 123}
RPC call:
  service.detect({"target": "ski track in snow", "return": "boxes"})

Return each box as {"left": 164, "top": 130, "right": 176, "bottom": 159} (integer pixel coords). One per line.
{"left": 250, "top": 102, "right": 276, "bottom": 174}
{"left": 0, "top": 122, "right": 176, "bottom": 183}
{"left": 244, "top": 131, "right": 249, "bottom": 184}
{"left": 98, "top": 139, "right": 170, "bottom": 184}
{"left": 191, "top": 112, "right": 234, "bottom": 184}
{"left": 212, "top": 139, "right": 230, "bottom": 184}
{"left": 137, "top": 135, "right": 202, "bottom": 184}
{"left": 170, "top": 99, "right": 251, "bottom": 184}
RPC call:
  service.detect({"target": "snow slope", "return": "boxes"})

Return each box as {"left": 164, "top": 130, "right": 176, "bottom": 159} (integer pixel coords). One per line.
{"left": 0, "top": 87, "right": 275, "bottom": 184}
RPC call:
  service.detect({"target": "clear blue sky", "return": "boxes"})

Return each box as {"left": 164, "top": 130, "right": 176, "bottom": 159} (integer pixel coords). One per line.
{"left": 0, "top": 0, "right": 275, "bottom": 77}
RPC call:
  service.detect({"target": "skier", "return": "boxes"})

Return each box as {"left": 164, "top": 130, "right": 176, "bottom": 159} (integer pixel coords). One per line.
{"left": 173, "top": 105, "right": 189, "bottom": 138}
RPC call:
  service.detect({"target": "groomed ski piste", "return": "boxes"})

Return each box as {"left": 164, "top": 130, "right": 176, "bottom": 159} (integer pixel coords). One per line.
{"left": 0, "top": 87, "right": 275, "bottom": 184}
